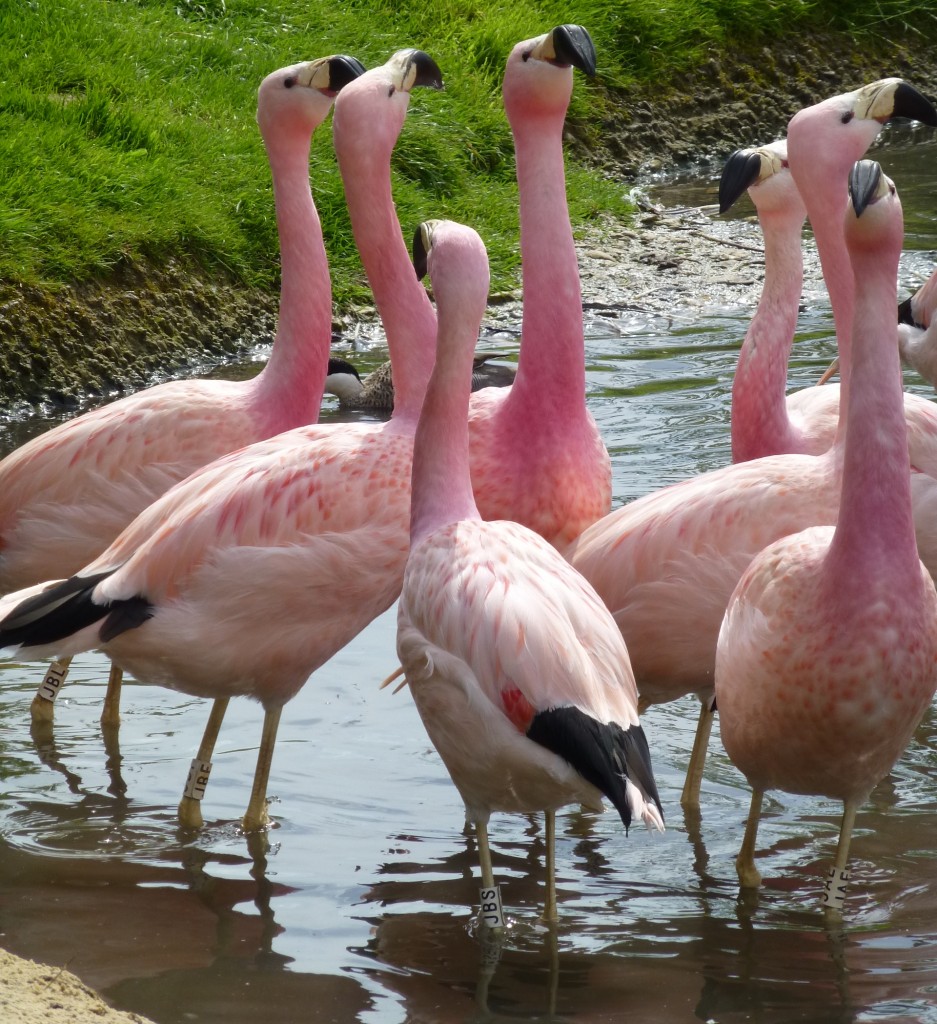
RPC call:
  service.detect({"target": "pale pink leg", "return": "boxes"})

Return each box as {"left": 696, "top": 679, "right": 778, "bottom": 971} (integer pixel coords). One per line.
{"left": 681, "top": 697, "right": 714, "bottom": 810}
{"left": 737, "top": 789, "right": 764, "bottom": 889}
{"left": 178, "top": 697, "right": 230, "bottom": 829}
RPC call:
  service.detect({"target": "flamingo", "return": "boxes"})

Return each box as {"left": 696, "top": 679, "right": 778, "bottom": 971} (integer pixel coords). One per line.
{"left": 323, "top": 353, "right": 516, "bottom": 412}
{"left": 0, "top": 54, "right": 364, "bottom": 723}
{"left": 718, "top": 139, "right": 819, "bottom": 461}
{"left": 715, "top": 160, "right": 937, "bottom": 913}
{"left": 396, "top": 219, "right": 663, "bottom": 926}
{"left": 0, "top": 49, "right": 445, "bottom": 832}
{"left": 897, "top": 266, "right": 937, "bottom": 387}
{"left": 721, "top": 79, "right": 937, "bottom": 468}
{"left": 465, "top": 24, "right": 611, "bottom": 553}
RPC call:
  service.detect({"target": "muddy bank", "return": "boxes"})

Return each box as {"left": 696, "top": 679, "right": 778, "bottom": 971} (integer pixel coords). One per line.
{"left": 2, "top": 27, "right": 936, "bottom": 409}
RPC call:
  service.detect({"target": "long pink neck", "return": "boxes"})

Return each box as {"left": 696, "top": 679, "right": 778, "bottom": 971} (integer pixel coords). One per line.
{"left": 338, "top": 132, "right": 436, "bottom": 426}
{"left": 732, "top": 203, "right": 806, "bottom": 461}
{"left": 825, "top": 209, "right": 918, "bottom": 601}
{"left": 804, "top": 182, "right": 855, "bottom": 408}
{"left": 410, "top": 270, "right": 483, "bottom": 544}
{"left": 506, "top": 110, "right": 587, "bottom": 428}
{"left": 250, "top": 126, "right": 331, "bottom": 432}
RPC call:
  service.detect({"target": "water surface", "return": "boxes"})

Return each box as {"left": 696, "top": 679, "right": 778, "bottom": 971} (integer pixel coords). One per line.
{"left": 1, "top": 133, "right": 936, "bottom": 1024}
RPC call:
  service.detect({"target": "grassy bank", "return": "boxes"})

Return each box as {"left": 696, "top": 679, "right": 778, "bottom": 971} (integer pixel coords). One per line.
{"left": 3, "top": 0, "right": 933, "bottom": 297}
{"left": 1, "top": 0, "right": 935, "bottom": 404}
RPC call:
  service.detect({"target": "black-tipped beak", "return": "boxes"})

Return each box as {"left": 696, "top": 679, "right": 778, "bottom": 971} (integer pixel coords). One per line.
{"left": 551, "top": 24, "right": 597, "bottom": 76}
{"left": 328, "top": 55, "right": 367, "bottom": 91}
{"left": 849, "top": 159, "right": 882, "bottom": 217}
{"left": 718, "top": 149, "right": 765, "bottom": 214}
{"left": 406, "top": 50, "right": 444, "bottom": 91}
{"left": 412, "top": 224, "right": 429, "bottom": 280}
{"left": 892, "top": 81, "right": 937, "bottom": 126}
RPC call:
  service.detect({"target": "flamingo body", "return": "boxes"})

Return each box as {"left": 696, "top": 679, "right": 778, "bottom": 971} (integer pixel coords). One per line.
{"left": 400, "top": 518, "right": 661, "bottom": 826}
{"left": 568, "top": 451, "right": 840, "bottom": 707}
{"left": 5, "top": 421, "right": 413, "bottom": 705}
{"left": 717, "top": 523, "right": 937, "bottom": 801}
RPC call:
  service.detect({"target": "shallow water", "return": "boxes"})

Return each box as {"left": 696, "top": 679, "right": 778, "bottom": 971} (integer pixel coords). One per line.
{"left": 1, "top": 132, "right": 936, "bottom": 1024}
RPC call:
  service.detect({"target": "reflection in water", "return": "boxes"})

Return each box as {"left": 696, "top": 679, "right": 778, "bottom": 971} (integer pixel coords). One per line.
{"left": 0, "top": 136, "right": 936, "bottom": 1023}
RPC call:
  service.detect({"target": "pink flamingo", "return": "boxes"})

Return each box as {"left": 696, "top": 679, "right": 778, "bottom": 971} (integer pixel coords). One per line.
{"left": 718, "top": 139, "right": 820, "bottom": 461}
{"left": 466, "top": 24, "right": 611, "bottom": 553}
{"left": 397, "top": 219, "right": 663, "bottom": 925}
{"left": 723, "top": 79, "right": 937, "bottom": 467}
{"left": 0, "top": 49, "right": 444, "bottom": 832}
{"left": 715, "top": 160, "right": 937, "bottom": 914}
{"left": 0, "top": 54, "right": 364, "bottom": 723}
{"left": 898, "top": 266, "right": 937, "bottom": 386}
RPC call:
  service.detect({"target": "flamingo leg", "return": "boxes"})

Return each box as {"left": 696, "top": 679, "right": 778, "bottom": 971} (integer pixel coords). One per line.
{"left": 736, "top": 788, "right": 764, "bottom": 889}
{"left": 476, "top": 819, "right": 495, "bottom": 890}
{"left": 475, "top": 819, "right": 506, "bottom": 934}
{"left": 542, "top": 809, "right": 557, "bottom": 924}
{"left": 242, "top": 705, "right": 283, "bottom": 832}
{"left": 30, "top": 657, "right": 73, "bottom": 722}
{"left": 822, "top": 801, "right": 857, "bottom": 919}
{"left": 178, "top": 697, "right": 230, "bottom": 829}
{"left": 681, "top": 696, "right": 715, "bottom": 810}
{"left": 100, "top": 663, "right": 123, "bottom": 728}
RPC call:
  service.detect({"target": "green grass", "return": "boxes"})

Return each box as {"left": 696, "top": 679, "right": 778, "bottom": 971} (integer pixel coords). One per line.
{"left": 1, "top": 0, "right": 935, "bottom": 303}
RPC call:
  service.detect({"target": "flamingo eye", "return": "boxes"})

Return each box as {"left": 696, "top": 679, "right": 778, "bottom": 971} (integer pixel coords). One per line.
{"left": 841, "top": 110, "right": 854, "bottom": 124}
{"left": 283, "top": 75, "right": 296, "bottom": 89}
{"left": 388, "top": 85, "right": 396, "bottom": 97}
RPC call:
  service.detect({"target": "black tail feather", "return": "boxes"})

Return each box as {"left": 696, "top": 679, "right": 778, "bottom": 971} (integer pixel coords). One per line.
{"left": 0, "top": 569, "right": 152, "bottom": 649}
{"left": 526, "top": 706, "right": 664, "bottom": 831}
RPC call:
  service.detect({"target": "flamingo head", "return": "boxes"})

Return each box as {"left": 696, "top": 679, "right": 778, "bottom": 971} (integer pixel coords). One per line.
{"left": 845, "top": 159, "right": 903, "bottom": 258}
{"left": 333, "top": 49, "right": 443, "bottom": 166}
{"left": 719, "top": 138, "right": 804, "bottom": 220}
{"left": 415, "top": 219, "right": 490, "bottom": 352}
{"left": 256, "top": 55, "right": 365, "bottom": 142}
{"left": 503, "top": 24, "right": 596, "bottom": 124}
{"left": 787, "top": 78, "right": 937, "bottom": 193}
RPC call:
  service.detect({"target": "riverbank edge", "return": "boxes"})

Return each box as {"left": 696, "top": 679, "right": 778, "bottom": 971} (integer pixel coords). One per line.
{"left": 2, "top": 25, "right": 936, "bottom": 409}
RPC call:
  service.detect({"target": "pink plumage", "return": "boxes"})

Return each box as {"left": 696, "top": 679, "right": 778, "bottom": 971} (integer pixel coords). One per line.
{"left": 466, "top": 26, "right": 611, "bottom": 552}
{"left": 715, "top": 160, "right": 937, "bottom": 911}
{"left": 398, "top": 218, "right": 662, "bottom": 925}
{"left": 727, "top": 79, "right": 937, "bottom": 469}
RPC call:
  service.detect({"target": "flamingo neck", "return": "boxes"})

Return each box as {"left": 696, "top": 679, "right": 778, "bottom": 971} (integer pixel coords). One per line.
{"left": 807, "top": 197, "right": 854, "bottom": 404}
{"left": 340, "top": 149, "right": 436, "bottom": 425}
{"left": 409, "top": 298, "right": 481, "bottom": 545}
{"left": 507, "top": 114, "right": 586, "bottom": 423}
{"left": 731, "top": 204, "right": 806, "bottom": 461}
{"left": 250, "top": 129, "right": 331, "bottom": 432}
{"left": 825, "top": 221, "right": 918, "bottom": 596}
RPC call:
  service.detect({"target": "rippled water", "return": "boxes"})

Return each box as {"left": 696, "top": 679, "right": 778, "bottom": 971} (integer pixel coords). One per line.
{"left": 1, "top": 133, "right": 936, "bottom": 1024}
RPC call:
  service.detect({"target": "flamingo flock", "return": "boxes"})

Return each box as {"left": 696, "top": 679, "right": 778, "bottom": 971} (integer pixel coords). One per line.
{"left": 1, "top": 23, "right": 937, "bottom": 932}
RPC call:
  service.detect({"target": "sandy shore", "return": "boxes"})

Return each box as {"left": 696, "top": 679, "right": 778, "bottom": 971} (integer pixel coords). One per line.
{"left": 0, "top": 949, "right": 156, "bottom": 1024}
